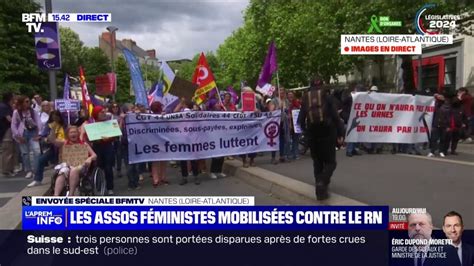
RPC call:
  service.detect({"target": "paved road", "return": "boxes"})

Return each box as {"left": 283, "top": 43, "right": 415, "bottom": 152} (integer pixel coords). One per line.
{"left": 112, "top": 166, "right": 288, "bottom": 205}
{"left": 253, "top": 144, "right": 474, "bottom": 228}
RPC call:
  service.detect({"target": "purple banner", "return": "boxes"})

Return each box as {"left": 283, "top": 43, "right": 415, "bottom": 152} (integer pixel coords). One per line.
{"left": 34, "top": 22, "right": 61, "bottom": 69}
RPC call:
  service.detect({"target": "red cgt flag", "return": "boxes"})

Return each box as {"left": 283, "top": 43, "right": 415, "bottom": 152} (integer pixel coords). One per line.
{"left": 79, "top": 66, "right": 94, "bottom": 117}
{"left": 192, "top": 53, "right": 217, "bottom": 104}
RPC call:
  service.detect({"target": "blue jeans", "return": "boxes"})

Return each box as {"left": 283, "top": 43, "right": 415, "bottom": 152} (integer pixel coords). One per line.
{"left": 19, "top": 130, "right": 40, "bottom": 173}
{"left": 289, "top": 133, "right": 300, "bottom": 159}
{"left": 34, "top": 147, "right": 57, "bottom": 182}
{"left": 346, "top": 143, "right": 355, "bottom": 155}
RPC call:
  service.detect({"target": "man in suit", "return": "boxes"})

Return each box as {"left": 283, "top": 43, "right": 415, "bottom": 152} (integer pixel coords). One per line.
{"left": 443, "top": 211, "right": 474, "bottom": 266}
{"left": 406, "top": 212, "right": 460, "bottom": 266}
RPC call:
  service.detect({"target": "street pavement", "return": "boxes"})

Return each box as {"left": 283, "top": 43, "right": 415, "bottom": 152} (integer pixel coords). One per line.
{"left": 111, "top": 167, "right": 288, "bottom": 205}
{"left": 253, "top": 143, "right": 474, "bottom": 228}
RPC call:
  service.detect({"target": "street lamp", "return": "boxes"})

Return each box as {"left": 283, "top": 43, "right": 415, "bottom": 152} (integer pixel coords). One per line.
{"left": 106, "top": 25, "right": 118, "bottom": 101}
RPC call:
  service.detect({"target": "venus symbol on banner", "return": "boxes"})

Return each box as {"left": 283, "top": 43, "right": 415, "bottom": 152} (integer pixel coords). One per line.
{"left": 265, "top": 121, "right": 279, "bottom": 147}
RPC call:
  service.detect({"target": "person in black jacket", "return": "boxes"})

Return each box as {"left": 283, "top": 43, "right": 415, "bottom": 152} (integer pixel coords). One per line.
{"left": 429, "top": 94, "right": 451, "bottom": 158}
{"left": 446, "top": 98, "right": 468, "bottom": 155}
{"left": 298, "top": 77, "right": 344, "bottom": 200}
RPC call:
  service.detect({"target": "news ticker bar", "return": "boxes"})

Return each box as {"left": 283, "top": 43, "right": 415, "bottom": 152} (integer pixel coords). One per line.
{"left": 23, "top": 196, "right": 255, "bottom": 206}
{"left": 22, "top": 13, "right": 111, "bottom": 23}
{"left": 22, "top": 206, "right": 389, "bottom": 230}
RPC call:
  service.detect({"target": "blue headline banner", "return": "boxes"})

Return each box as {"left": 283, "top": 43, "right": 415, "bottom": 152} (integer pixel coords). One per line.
{"left": 22, "top": 206, "right": 389, "bottom": 230}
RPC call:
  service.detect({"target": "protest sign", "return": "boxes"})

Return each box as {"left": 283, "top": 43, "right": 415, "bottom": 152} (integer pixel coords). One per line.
{"left": 241, "top": 91, "right": 256, "bottom": 111}
{"left": 291, "top": 109, "right": 302, "bottom": 134}
{"left": 256, "top": 84, "right": 275, "bottom": 97}
{"left": 345, "top": 92, "right": 435, "bottom": 143}
{"left": 95, "top": 73, "right": 116, "bottom": 96}
{"left": 54, "top": 99, "right": 81, "bottom": 112}
{"left": 126, "top": 110, "right": 281, "bottom": 163}
{"left": 84, "top": 119, "right": 122, "bottom": 141}
{"left": 61, "top": 144, "right": 89, "bottom": 167}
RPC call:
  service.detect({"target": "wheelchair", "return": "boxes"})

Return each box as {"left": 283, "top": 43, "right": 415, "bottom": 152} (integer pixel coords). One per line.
{"left": 49, "top": 162, "right": 107, "bottom": 196}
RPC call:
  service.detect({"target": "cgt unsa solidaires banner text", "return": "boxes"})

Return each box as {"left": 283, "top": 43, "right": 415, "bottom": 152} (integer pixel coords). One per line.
{"left": 345, "top": 92, "right": 435, "bottom": 143}
{"left": 126, "top": 110, "right": 281, "bottom": 163}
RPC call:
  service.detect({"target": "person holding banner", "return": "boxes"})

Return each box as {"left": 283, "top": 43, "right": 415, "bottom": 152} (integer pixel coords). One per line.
{"left": 28, "top": 111, "right": 65, "bottom": 187}
{"left": 298, "top": 78, "right": 344, "bottom": 201}
{"left": 90, "top": 106, "right": 116, "bottom": 195}
{"left": 121, "top": 104, "right": 140, "bottom": 191}
{"left": 53, "top": 126, "right": 97, "bottom": 196}
{"left": 150, "top": 102, "right": 169, "bottom": 187}
{"left": 273, "top": 87, "right": 291, "bottom": 162}
{"left": 209, "top": 102, "right": 227, "bottom": 180}
{"left": 109, "top": 102, "right": 123, "bottom": 177}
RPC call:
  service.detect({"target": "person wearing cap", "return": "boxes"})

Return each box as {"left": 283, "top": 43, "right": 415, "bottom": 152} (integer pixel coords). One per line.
{"left": 298, "top": 77, "right": 344, "bottom": 200}
{"left": 90, "top": 105, "right": 115, "bottom": 195}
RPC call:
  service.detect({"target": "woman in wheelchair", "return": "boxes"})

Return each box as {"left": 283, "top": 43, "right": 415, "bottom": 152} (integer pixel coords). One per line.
{"left": 54, "top": 126, "right": 97, "bottom": 196}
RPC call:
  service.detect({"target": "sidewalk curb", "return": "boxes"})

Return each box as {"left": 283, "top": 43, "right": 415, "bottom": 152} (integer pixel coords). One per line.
{"left": 224, "top": 160, "right": 366, "bottom": 206}
{"left": 0, "top": 173, "right": 52, "bottom": 230}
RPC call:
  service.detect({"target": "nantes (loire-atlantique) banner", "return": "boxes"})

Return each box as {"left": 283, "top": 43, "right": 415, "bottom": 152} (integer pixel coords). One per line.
{"left": 126, "top": 110, "right": 281, "bottom": 163}
{"left": 345, "top": 92, "right": 435, "bottom": 143}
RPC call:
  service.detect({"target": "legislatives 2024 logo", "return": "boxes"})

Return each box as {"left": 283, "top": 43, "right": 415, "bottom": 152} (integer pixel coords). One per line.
{"left": 415, "top": 3, "right": 460, "bottom": 35}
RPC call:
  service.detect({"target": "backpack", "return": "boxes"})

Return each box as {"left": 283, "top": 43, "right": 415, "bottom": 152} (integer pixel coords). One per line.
{"left": 18, "top": 108, "right": 38, "bottom": 131}
{"left": 306, "top": 89, "right": 329, "bottom": 125}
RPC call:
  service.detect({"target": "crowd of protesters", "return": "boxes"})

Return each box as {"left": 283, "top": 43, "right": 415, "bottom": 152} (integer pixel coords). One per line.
{"left": 335, "top": 84, "right": 473, "bottom": 158}
{"left": 0, "top": 84, "right": 472, "bottom": 196}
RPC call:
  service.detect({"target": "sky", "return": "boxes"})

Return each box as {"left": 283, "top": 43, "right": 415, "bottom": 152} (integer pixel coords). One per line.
{"left": 40, "top": 0, "right": 249, "bottom": 60}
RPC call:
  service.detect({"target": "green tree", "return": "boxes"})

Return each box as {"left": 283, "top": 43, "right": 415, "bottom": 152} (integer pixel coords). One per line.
{"left": 59, "top": 27, "right": 83, "bottom": 78}
{"left": 0, "top": 0, "right": 47, "bottom": 96}
{"left": 114, "top": 55, "right": 132, "bottom": 103}
{"left": 79, "top": 47, "right": 110, "bottom": 93}
{"left": 216, "top": 0, "right": 473, "bottom": 89}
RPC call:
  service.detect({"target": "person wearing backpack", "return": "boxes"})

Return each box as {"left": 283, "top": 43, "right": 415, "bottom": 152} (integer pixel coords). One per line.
{"left": 298, "top": 77, "right": 344, "bottom": 201}
{"left": 11, "top": 96, "right": 41, "bottom": 179}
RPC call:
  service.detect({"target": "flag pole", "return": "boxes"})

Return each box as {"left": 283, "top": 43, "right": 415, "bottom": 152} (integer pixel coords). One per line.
{"left": 276, "top": 70, "right": 282, "bottom": 109}
{"left": 216, "top": 87, "right": 226, "bottom": 111}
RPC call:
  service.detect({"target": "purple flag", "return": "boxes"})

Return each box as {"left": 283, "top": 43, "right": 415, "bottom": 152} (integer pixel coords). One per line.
{"left": 63, "top": 74, "right": 70, "bottom": 100}
{"left": 257, "top": 41, "right": 278, "bottom": 88}
{"left": 226, "top": 86, "right": 239, "bottom": 105}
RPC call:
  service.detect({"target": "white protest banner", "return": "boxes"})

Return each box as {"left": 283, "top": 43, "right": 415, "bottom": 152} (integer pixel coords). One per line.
{"left": 345, "top": 92, "right": 434, "bottom": 143}
{"left": 291, "top": 109, "right": 302, "bottom": 134}
{"left": 126, "top": 110, "right": 281, "bottom": 163}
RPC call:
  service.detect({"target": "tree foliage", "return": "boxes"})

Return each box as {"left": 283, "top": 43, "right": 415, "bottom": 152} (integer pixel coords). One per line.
{"left": 0, "top": 0, "right": 47, "bottom": 96}
{"left": 216, "top": 0, "right": 473, "bottom": 89}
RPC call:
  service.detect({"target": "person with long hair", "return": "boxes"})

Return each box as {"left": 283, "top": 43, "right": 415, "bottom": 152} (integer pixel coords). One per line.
{"left": 11, "top": 96, "right": 41, "bottom": 179}
{"left": 28, "top": 110, "right": 66, "bottom": 187}
{"left": 54, "top": 126, "right": 96, "bottom": 196}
